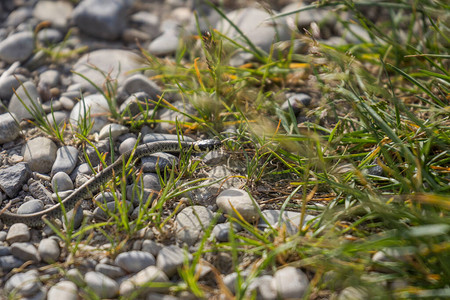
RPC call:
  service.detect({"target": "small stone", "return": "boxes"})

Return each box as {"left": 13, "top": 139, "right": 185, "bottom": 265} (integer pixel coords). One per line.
{"left": 59, "top": 96, "right": 75, "bottom": 110}
{"left": 28, "top": 180, "right": 53, "bottom": 202}
{"left": 47, "top": 281, "right": 78, "bottom": 300}
{"left": 52, "top": 172, "right": 74, "bottom": 192}
{"left": 93, "top": 200, "right": 132, "bottom": 221}
{"left": 95, "top": 263, "right": 126, "bottom": 278}
{"left": 69, "top": 94, "right": 110, "bottom": 133}
{"left": 39, "top": 69, "right": 60, "bottom": 87}
{"left": 119, "top": 137, "right": 137, "bottom": 154}
{"left": 8, "top": 81, "right": 42, "bottom": 121}
{"left": 148, "top": 29, "right": 180, "bottom": 56}
{"left": 142, "top": 173, "right": 161, "bottom": 191}
{"left": 0, "top": 74, "right": 27, "bottom": 99}
{"left": 17, "top": 199, "right": 44, "bottom": 215}
{"left": 141, "top": 240, "right": 163, "bottom": 256}
{"left": 119, "top": 266, "right": 169, "bottom": 296}
{"left": 38, "top": 238, "right": 61, "bottom": 263}
{"left": 216, "top": 188, "right": 260, "bottom": 222}
{"left": 0, "top": 162, "right": 32, "bottom": 198}
{"left": 115, "top": 250, "right": 156, "bottom": 273}
{"left": 175, "top": 205, "right": 214, "bottom": 245}
{"left": 85, "top": 271, "right": 119, "bottom": 298}
{"left": 22, "top": 137, "right": 57, "bottom": 174}
{"left": 0, "top": 113, "right": 20, "bottom": 144}
{"left": 5, "top": 270, "right": 42, "bottom": 297}
{"left": 271, "top": 267, "right": 309, "bottom": 299}
{"left": 119, "top": 92, "right": 151, "bottom": 116}
{"left": 0, "top": 245, "right": 10, "bottom": 255}
{"left": 156, "top": 245, "right": 192, "bottom": 277}
{"left": 6, "top": 223, "right": 30, "bottom": 244}
{"left": 10, "top": 242, "right": 40, "bottom": 263}
{"left": 63, "top": 206, "right": 84, "bottom": 230}
{"left": 33, "top": 0, "right": 73, "bottom": 29}
{"left": 0, "top": 31, "right": 34, "bottom": 63}
{"left": 98, "top": 123, "right": 129, "bottom": 140}
{"left": 37, "top": 28, "right": 64, "bottom": 45}
{"left": 212, "top": 222, "right": 242, "bottom": 242}
{"left": 0, "top": 255, "right": 24, "bottom": 272}
{"left": 120, "top": 74, "right": 161, "bottom": 101}
{"left": 66, "top": 268, "right": 85, "bottom": 286}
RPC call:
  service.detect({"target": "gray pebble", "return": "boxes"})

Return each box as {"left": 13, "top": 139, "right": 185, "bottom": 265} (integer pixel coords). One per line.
{"left": 95, "top": 263, "right": 126, "bottom": 278}
{"left": 141, "top": 239, "right": 163, "bottom": 256}
{"left": 38, "top": 238, "right": 60, "bottom": 263}
{"left": 0, "top": 113, "right": 20, "bottom": 144}
{"left": 47, "top": 281, "right": 78, "bottom": 300}
{"left": 0, "top": 74, "right": 27, "bottom": 99}
{"left": 59, "top": 96, "right": 75, "bottom": 110}
{"left": 175, "top": 205, "right": 214, "bottom": 246}
{"left": 216, "top": 188, "right": 260, "bottom": 222}
{"left": 6, "top": 223, "right": 30, "bottom": 244}
{"left": 66, "top": 268, "right": 85, "bottom": 286}
{"left": 39, "top": 69, "right": 60, "bottom": 87}
{"left": 69, "top": 94, "right": 110, "bottom": 133}
{"left": 212, "top": 222, "right": 242, "bottom": 242}
{"left": 62, "top": 206, "right": 84, "bottom": 230}
{"left": 148, "top": 29, "right": 180, "bottom": 56}
{"left": 281, "top": 93, "right": 312, "bottom": 114}
{"left": 0, "top": 31, "right": 34, "bottom": 63}
{"left": 120, "top": 74, "right": 161, "bottom": 101}
{"left": 119, "top": 92, "right": 151, "bottom": 115}
{"left": 8, "top": 81, "right": 42, "bottom": 121}
{"left": 93, "top": 200, "right": 132, "bottom": 221}
{"left": 119, "top": 137, "right": 137, "bottom": 154}
{"left": 119, "top": 266, "right": 169, "bottom": 297}
{"left": 0, "top": 244, "right": 10, "bottom": 255}
{"left": 271, "top": 266, "right": 309, "bottom": 299}
{"left": 156, "top": 245, "right": 192, "bottom": 277}
{"left": 5, "top": 270, "right": 42, "bottom": 297}
{"left": 338, "top": 287, "right": 368, "bottom": 300}
{"left": 22, "top": 137, "right": 57, "bottom": 174}
{"left": 0, "top": 255, "right": 24, "bottom": 272}
{"left": 28, "top": 180, "right": 53, "bottom": 203}
{"left": 94, "top": 191, "right": 119, "bottom": 205}
{"left": 47, "top": 111, "right": 69, "bottom": 128}
{"left": 85, "top": 271, "right": 119, "bottom": 298}
{"left": 98, "top": 123, "right": 129, "bottom": 140}
{"left": 17, "top": 199, "right": 44, "bottom": 215}
{"left": 115, "top": 250, "right": 156, "bottom": 273}
{"left": 0, "top": 162, "right": 32, "bottom": 198}
{"left": 10, "top": 242, "right": 40, "bottom": 263}
{"left": 142, "top": 173, "right": 161, "bottom": 191}
{"left": 37, "top": 28, "right": 64, "bottom": 45}
{"left": 5, "top": 7, "right": 33, "bottom": 27}
{"left": 52, "top": 172, "right": 74, "bottom": 192}
{"left": 33, "top": 0, "right": 73, "bottom": 29}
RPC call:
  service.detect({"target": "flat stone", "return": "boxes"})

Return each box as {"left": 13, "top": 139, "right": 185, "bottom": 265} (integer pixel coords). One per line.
{"left": 38, "top": 238, "right": 61, "bottom": 263}
{"left": 156, "top": 245, "right": 192, "bottom": 277}
{"left": 28, "top": 180, "right": 53, "bottom": 202}
{"left": 93, "top": 200, "right": 132, "bottom": 221}
{"left": 0, "top": 31, "right": 34, "bottom": 63}
{"left": 8, "top": 81, "right": 42, "bottom": 121}
{"left": 0, "top": 113, "right": 20, "bottom": 144}
{"left": 115, "top": 250, "right": 156, "bottom": 273}
{"left": 6, "top": 223, "right": 30, "bottom": 244}
{"left": 85, "top": 271, "right": 119, "bottom": 299}
{"left": 271, "top": 267, "right": 309, "bottom": 299}
{"left": 175, "top": 205, "right": 214, "bottom": 245}
{"left": 22, "top": 137, "right": 57, "bottom": 174}
{"left": 119, "top": 92, "right": 151, "bottom": 116}
{"left": 119, "top": 266, "right": 169, "bottom": 297}
{"left": 95, "top": 263, "right": 126, "bottom": 278}
{"left": 5, "top": 7, "right": 33, "bottom": 27}
{"left": 5, "top": 270, "right": 42, "bottom": 297}
{"left": 17, "top": 199, "right": 44, "bottom": 215}
{"left": 10, "top": 242, "right": 40, "bottom": 263}
{"left": 47, "top": 281, "right": 78, "bottom": 300}
{"left": 216, "top": 188, "right": 260, "bottom": 222}
{"left": 0, "top": 162, "right": 32, "bottom": 198}
{"left": 33, "top": 0, "right": 73, "bottom": 29}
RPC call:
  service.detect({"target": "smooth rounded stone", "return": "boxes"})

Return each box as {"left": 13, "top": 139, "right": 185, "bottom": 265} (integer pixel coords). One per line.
{"left": 85, "top": 271, "right": 119, "bottom": 298}
{"left": 142, "top": 173, "right": 161, "bottom": 191}
{"left": 59, "top": 96, "right": 75, "bottom": 110}
{"left": 52, "top": 172, "right": 74, "bottom": 192}
{"left": 142, "top": 133, "right": 195, "bottom": 144}
{"left": 10, "top": 242, "right": 40, "bottom": 263}
{"left": 84, "top": 139, "right": 111, "bottom": 167}
{"left": 368, "top": 165, "right": 384, "bottom": 177}
{"left": 8, "top": 81, "right": 42, "bottom": 121}
{"left": 216, "top": 188, "right": 260, "bottom": 223}
{"left": 119, "top": 137, "right": 137, "bottom": 154}
{"left": 120, "top": 74, "right": 161, "bottom": 100}
{"left": 281, "top": 93, "right": 312, "bottom": 114}
{"left": 130, "top": 11, "right": 159, "bottom": 33}
{"left": 0, "top": 31, "right": 34, "bottom": 63}
{"left": 141, "top": 152, "right": 178, "bottom": 173}
{"left": 17, "top": 199, "right": 44, "bottom": 215}
{"left": 22, "top": 137, "right": 57, "bottom": 174}
{"left": 115, "top": 251, "right": 156, "bottom": 273}
{"left": 0, "top": 255, "right": 24, "bottom": 271}
{"left": 37, "top": 28, "right": 64, "bottom": 45}
{"left": 212, "top": 222, "right": 243, "bottom": 242}
{"left": 94, "top": 191, "right": 120, "bottom": 205}
{"left": 95, "top": 263, "right": 126, "bottom": 278}
{"left": 156, "top": 245, "right": 192, "bottom": 277}
{"left": 0, "top": 244, "right": 10, "bottom": 255}
{"left": 33, "top": 0, "right": 73, "bottom": 29}
{"left": 338, "top": 287, "right": 368, "bottom": 300}
{"left": 254, "top": 275, "right": 277, "bottom": 300}
{"left": 46, "top": 111, "right": 69, "bottom": 128}
{"left": 141, "top": 239, "right": 163, "bottom": 256}
{"left": 119, "top": 92, "right": 152, "bottom": 115}
{"left": 66, "top": 268, "right": 85, "bottom": 286}
{"left": 5, "top": 7, "right": 33, "bottom": 27}
{"left": 0, "top": 74, "right": 27, "bottom": 99}
{"left": 119, "top": 266, "right": 169, "bottom": 297}
{"left": 6, "top": 223, "right": 30, "bottom": 244}
{"left": 5, "top": 270, "right": 42, "bottom": 297}
{"left": 47, "top": 280, "right": 78, "bottom": 300}
{"left": 154, "top": 101, "right": 197, "bottom": 132}
{"left": 271, "top": 267, "right": 309, "bottom": 299}
{"left": 69, "top": 94, "right": 110, "bottom": 133}
{"left": 98, "top": 123, "right": 129, "bottom": 140}
{"left": 148, "top": 29, "right": 180, "bottom": 56}
{"left": 175, "top": 205, "right": 215, "bottom": 246}
{"left": 39, "top": 69, "right": 60, "bottom": 87}
{"left": 223, "top": 271, "right": 249, "bottom": 294}
{"left": 38, "top": 238, "right": 60, "bottom": 263}
{"left": 0, "top": 162, "right": 32, "bottom": 198}
{"left": 93, "top": 200, "right": 132, "bottom": 221}
{"left": 258, "top": 210, "right": 316, "bottom": 236}
{"left": 0, "top": 113, "right": 20, "bottom": 144}
{"left": 62, "top": 206, "right": 84, "bottom": 229}
{"left": 72, "top": 49, "right": 142, "bottom": 92}
{"left": 72, "top": 0, "right": 128, "bottom": 40}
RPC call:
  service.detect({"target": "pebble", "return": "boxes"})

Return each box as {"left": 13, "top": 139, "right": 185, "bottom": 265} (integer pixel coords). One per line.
{"left": 154, "top": 101, "right": 197, "bottom": 132}
{"left": 47, "top": 111, "right": 69, "bottom": 127}
{"left": 10, "top": 242, "right": 40, "bottom": 263}
{"left": 142, "top": 173, "right": 161, "bottom": 191}
{"left": 216, "top": 188, "right": 260, "bottom": 222}
{"left": 156, "top": 245, "right": 192, "bottom": 277}
{"left": 0, "top": 244, "right": 10, "bottom": 254}
{"left": 37, "top": 28, "right": 64, "bottom": 45}
{"left": 93, "top": 200, "right": 132, "bottom": 221}
{"left": 6, "top": 223, "right": 30, "bottom": 244}
{"left": 5, "top": 7, "right": 33, "bottom": 27}
{"left": 119, "top": 137, "right": 137, "bottom": 154}
{"left": 66, "top": 268, "right": 85, "bottom": 286}
{"left": 38, "top": 238, "right": 61, "bottom": 263}
{"left": 0, "top": 113, "right": 20, "bottom": 144}
{"left": 95, "top": 263, "right": 126, "bottom": 278}
{"left": 69, "top": 94, "right": 110, "bottom": 133}
{"left": 47, "top": 281, "right": 78, "bottom": 300}
{"left": 119, "top": 266, "right": 169, "bottom": 296}
{"left": 8, "top": 81, "right": 42, "bottom": 121}
{"left": 17, "top": 199, "right": 44, "bottom": 214}
{"left": 0, "top": 31, "right": 34, "bottom": 63}
{"left": 0, "top": 162, "right": 32, "bottom": 198}
{"left": 94, "top": 191, "right": 119, "bottom": 205}
{"left": 120, "top": 74, "right": 162, "bottom": 101}
{"left": 148, "top": 28, "right": 180, "bottom": 56}
{"left": 141, "top": 239, "right": 163, "bottom": 256}
{"left": 62, "top": 206, "right": 84, "bottom": 229}
{"left": 85, "top": 271, "right": 119, "bottom": 298}
{"left": 59, "top": 96, "right": 75, "bottom": 110}
{"left": 39, "top": 69, "right": 60, "bottom": 87}
{"left": 258, "top": 210, "right": 316, "bottom": 235}
{"left": 22, "top": 137, "right": 58, "bottom": 174}
{"left": 271, "top": 267, "right": 309, "bottom": 299}
{"left": 52, "top": 172, "right": 74, "bottom": 192}
{"left": 175, "top": 205, "right": 215, "bottom": 245}
{"left": 98, "top": 123, "right": 129, "bottom": 140}
{"left": 115, "top": 250, "right": 156, "bottom": 273}
{"left": 0, "top": 255, "right": 24, "bottom": 272}
{"left": 33, "top": 0, "right": 73, "bottom": 29}
{"left": 212, "top": 222, "right": 242, "bottom": 242}
{"left": 4, "top": 270, "right": 42, "bottom": 297}
{"left": 0, "top": 74, "right": 27, "bottom": 99}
